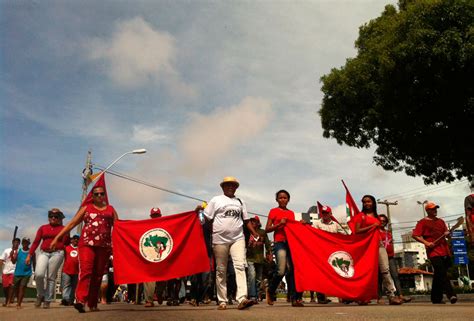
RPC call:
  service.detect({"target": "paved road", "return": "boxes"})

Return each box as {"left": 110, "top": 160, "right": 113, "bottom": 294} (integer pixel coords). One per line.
{"left": 2, "top": 299, "right": 473, "bottom": 321}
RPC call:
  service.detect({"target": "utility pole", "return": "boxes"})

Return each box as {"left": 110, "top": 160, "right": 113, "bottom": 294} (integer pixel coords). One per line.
{"left": 417, "top": 200, "right": 428, "bottom": 217}
{"left": 377, "top": 199, "right": 398, "bottom": 234}
{"left": 77, "top": 150, "right": 92, "bottom": 234}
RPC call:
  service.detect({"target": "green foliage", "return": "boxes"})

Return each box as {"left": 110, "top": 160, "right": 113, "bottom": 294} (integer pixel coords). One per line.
{"left": 320, "top": 0, "right": 473, "bottom": 184}
{"left": 143, "top": 234, "right": 168, "bottom": 248}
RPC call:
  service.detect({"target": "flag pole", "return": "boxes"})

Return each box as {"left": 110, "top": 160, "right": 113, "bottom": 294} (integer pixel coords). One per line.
{"left": 77, "top": 150, "right": 92, "bottom": 234}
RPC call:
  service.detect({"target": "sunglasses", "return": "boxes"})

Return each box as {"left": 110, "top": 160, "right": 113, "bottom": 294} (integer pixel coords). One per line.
{"left": 93, "top": 192, "right": 105, "bottom": 197}
{"left": 49, "top": 215, "right": 60, "bottom": 219}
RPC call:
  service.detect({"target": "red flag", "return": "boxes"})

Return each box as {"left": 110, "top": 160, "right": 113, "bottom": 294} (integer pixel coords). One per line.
{"left": 81, "top": 173, "right": 109, "bottom": 207}
{"left": 113, "top": 211, "right": 210, "bottom": 284}
{"left": 316, "top": 201, "right": 323, "bottom": 219}
{"left": 285, "top": 221, "right": 379, "bottom": 301}
{"left": 342, "top": 180, "right": 360, "bottom": 233}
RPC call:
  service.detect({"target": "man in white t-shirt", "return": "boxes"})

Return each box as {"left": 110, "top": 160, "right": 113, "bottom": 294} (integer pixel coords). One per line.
{"left": 196, "top": 176, "right": 259, "bottom": 311}
{"left": 1, "top": 238, "right": 20, "bottom": 306}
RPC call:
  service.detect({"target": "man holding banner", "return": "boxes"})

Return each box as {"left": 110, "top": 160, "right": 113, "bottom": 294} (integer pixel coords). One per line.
{"left": 196, "top": 176, "right": 259, "bottom": 311}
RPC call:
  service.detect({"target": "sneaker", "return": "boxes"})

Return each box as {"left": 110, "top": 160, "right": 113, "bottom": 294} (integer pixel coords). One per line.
{"left": 43, "top": 302, "right": 50, "bottom": 309}
{"left": 237, "top": 299, "right": 256, "bottom": 310}
{"left": 35, "top": 296, "right": 44, "bottom": 308}
{"left": 218, "top": 302, "right": 226, "bottom": 310}
{"left": 74, "top": 302, "right": 86, "bottom": 313}
{"left": 450, "top": 296, "right": 457, "bottom": 304}
{"left": 144, "top": 301, "right": 154, "bottom": 308}
{"left": 291, "top": 299, "right": 304, "bottom": 307}
{"left": 266, "top": 288, "right": 274, "bottom": 306}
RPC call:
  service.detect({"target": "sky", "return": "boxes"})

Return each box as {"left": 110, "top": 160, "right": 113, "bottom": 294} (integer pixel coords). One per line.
{"left": 0, "top": 0, "right": 471, "bottom": 251}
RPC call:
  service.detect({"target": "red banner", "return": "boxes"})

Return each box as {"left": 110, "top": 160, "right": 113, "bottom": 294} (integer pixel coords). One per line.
{"left": 285, "top": 221, "right": 379, "bottom": 301}
{"left": 113, "top": 211, "right": 210, "bottom": 284}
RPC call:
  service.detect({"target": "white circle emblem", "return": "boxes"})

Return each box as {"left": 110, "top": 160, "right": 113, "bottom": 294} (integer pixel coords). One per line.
{"left": 328, "top": 251, "right": 354, "bottom": 278}
{"left": 139, "top": 228, "right": 173, "bottom": 263}
{"left": 70, "top": 250, "right": 78, "bottom": 258}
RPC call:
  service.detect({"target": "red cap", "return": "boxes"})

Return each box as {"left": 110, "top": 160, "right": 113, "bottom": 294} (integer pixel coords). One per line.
{"left": 150, "top": 207, "right": 162, "bottom": 217}
{"left": 321, "top": 205, "right": 332, "bottom": 213}
{"left": 424, "top": 202, "right": 439, "bottom": 210}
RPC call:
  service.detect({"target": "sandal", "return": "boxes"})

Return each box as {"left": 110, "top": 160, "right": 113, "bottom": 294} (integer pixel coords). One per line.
{"left": 218, "top": 302, "right": 226, "bottom": 310}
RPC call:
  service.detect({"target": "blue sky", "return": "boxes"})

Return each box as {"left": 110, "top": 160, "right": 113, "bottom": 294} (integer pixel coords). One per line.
{"left": 1, "top": 0, "right": 470, "bottom": 251}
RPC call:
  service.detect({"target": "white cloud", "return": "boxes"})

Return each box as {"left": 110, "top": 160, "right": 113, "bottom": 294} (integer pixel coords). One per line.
{"left": 177, "top": 96, "right": 273, "bottom": 177}
{"left": 86, "top": 17, "right": 196, "bottom": 98}
{"left": 131, "top": 125, "right": 168, "bottom": 143}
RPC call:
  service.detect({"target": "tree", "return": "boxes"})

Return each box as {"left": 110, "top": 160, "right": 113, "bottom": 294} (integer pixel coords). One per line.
{"left": 319, "top": 0, "right": 473, "bottom": 184}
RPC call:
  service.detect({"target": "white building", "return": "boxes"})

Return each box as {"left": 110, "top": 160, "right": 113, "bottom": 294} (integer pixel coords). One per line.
{"left": 394, "top": 232, "right": 428, "bottom": 268}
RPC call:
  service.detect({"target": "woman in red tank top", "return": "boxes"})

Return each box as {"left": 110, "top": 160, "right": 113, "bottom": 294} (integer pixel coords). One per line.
{"left": 51, "top": 185, "right": 118, "bottom": 313}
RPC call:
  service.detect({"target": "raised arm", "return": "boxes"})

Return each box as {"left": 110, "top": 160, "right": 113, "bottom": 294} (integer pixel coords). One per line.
{"left": 50, "top": 206, "right": 87, "bottom": 250}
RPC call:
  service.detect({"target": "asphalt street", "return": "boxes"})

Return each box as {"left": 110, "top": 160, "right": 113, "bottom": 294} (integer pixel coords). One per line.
{"left": 2, "top": 298, "right": 473, "bottom": 321}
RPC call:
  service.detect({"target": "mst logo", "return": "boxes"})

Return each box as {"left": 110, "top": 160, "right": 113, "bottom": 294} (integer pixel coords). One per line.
{"left": 328, "top": 251, "right": 354, "bottom": 278}
{"left": 139, "top": 228, "right": 173, "bottom": 263}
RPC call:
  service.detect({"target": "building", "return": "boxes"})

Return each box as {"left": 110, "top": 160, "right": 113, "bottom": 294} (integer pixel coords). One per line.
{"left": 394, "top": 232, "right": 428, "bottom": 268}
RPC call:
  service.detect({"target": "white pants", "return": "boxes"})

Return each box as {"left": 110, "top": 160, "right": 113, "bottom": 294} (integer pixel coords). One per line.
{"left": 213, "top": 239, "right": 247, "bottom": 304}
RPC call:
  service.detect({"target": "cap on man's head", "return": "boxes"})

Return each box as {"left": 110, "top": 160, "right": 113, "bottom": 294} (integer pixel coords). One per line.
{"left": 150, "top": 207, "right": 162, "bottom": 217}
{"left": 250, "top": 215, "right": 260, "bottom": 222}
{"left": 425, "top": 202, "right": 439, "bottom": 210}
{"left": 22, "top": 237, "right": 30, "bottom": 243}
{"left": 48, "top": 208, "right": 65, "bottom": 219}
{"left": 321, "top": 205, "right": 332, "bottom": 213}
{"left": 220, "top": 176, "right": 239, "bottom": 187}
{"left": 72, "top": 235, "right": 80, "bottom": 240}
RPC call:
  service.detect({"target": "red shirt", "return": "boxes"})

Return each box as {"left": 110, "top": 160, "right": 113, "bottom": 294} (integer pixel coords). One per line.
{"left": 352, "top": 212, "right": 380, "bottom": 231}
{"left": 268, "top": 207, "right": 295, "bottom": 242}
{"left": 412, "top": 217, "right": 450, "bottom": 258}
{"left": 79, "top": 204, "right": 115, "bottom": 248}
{"left": 29, "top": 224, "right": 70, "bottom": 255}
{"left": 380, "top": 229, "right": 394, "bottom": 258}
{"left": 62, "top": 245, "right": 79, "bottom": 275}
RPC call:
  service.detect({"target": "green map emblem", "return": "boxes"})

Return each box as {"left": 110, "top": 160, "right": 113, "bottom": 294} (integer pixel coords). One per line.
{"left": 328, "top": 251, "right": 354, "bottom": 278}
{"left": 139, "top": 228, "right": 173, "bottom": 262}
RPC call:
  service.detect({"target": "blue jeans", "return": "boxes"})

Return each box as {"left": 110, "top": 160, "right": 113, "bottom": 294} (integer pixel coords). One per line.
{"left": 247, "top": 261, "right": 263, "bottom": 300}
{"left": 61, "top": 273, "right": 78, "bottom": 303}
{"left": 268, "top": 242, "right": 301, "bottom": 300}
{"left": 35, "top": 250, "right": 64, "bottom": 302}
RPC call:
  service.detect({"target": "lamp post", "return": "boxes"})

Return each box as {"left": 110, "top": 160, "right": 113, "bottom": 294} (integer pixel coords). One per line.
{"left": 95, "top": 148, "right": 147, "bottom": 181}
{"left": 78, "top": 148, "right": 147, "bottom": 231}
{"left": 417, "top": 200, "right": 428, "bottom": 217}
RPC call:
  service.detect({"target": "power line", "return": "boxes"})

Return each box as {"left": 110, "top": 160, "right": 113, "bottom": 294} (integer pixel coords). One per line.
{"left": 94, "top": 165, "right": 270, "bottom": 218}
{"left": 380, "top": 179, "right": 468, "bottom": 201}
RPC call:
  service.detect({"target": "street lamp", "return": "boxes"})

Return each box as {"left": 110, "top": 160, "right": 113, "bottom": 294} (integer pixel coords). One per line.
{"left": 94, "top": 148, "right": 147, "bottom": 181}
{"left": 417, "top": 200, "right": 428, "bottom": 217}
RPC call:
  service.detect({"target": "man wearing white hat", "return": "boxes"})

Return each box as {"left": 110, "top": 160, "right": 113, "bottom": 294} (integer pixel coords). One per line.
{"left": 196, "top": 176, "right": 259, "bottom": 310}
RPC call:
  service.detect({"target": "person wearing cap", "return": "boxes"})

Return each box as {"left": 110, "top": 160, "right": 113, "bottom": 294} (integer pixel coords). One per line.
{"left": 61, "top": 234, "right": 80, "bottom": 306}
{"left": 246, "top": 216, "right": 271, "bottom": 303}
{"left": 312, "top": 205, "right": 345, "bottom": 304}
{"left": 313, "top": 205, "right": 346, "bottom": 234}
{"left": 144, "top": 207, "right": 166, "bottom": 307}
{"left": 195, "top": 176, "right": 259, "bottom": 311}
{"left": 1, "top": 238, "right": 20, "bottom": 307}
{"left": 12, "top": 237, "right": 32, "bottom": 308}
{"left": 413, "top": 202, "right": 457, "bottom": 304}
{"left": 26, "top": 208, "right": 69, "bottom": 309}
